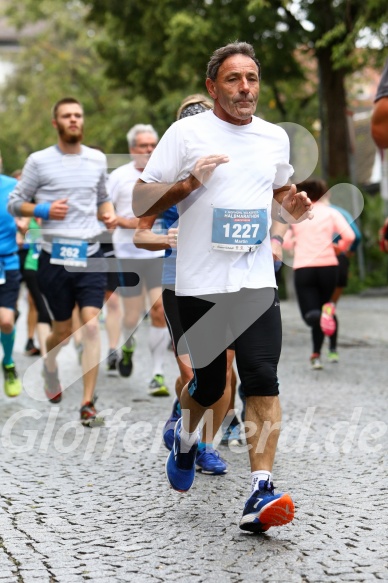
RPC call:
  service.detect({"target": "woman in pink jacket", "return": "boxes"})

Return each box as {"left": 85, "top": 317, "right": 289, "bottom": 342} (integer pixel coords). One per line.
{"left": 283, "top": 179, "right": 356, "bottom": 370}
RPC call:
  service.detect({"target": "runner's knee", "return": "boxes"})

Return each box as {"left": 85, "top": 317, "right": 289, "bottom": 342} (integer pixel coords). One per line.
{"left": 241, "top": 362, "right": 279, "bottom": 397}
{"left": 149, "top": 302, "right": 165, "bottom": 327}
{"left": 304, "top": 309, "right": 321, "bottom": 327}
{"left": 54, "top": 328, "right": 72, "bottom": 345}
{"left": 188, "top": 374, "right": 226, "bottom": 407}
{"left": 82, "top": 319, "right": 100, "bottom": 342}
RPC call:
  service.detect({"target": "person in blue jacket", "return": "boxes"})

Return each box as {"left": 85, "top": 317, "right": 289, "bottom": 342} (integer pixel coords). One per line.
{"left": 0, "top": 171, "right": 22, "bottom": 396}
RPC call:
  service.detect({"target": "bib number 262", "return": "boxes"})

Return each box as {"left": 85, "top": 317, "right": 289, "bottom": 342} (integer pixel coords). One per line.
{"left": 50, "top": 238, "right": 88, "bottom": 267}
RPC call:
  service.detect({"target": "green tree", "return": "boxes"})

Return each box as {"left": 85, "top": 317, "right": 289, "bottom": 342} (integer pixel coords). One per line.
{"left": 85, "top": 0, "right": 387, "bottom": 180}
{"left": 86, "top": 0, "right": 310, "bottom": 122}
{"left": 0, "top": 0, "right": 150, "bottom": 172}
{"left": 292, "top": 0, "right": 387, "bottom": 180}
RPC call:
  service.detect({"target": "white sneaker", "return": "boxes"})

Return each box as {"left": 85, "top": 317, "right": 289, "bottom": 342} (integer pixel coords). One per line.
{"left": 310, "top": 354, "right": 323, "bottom": 370}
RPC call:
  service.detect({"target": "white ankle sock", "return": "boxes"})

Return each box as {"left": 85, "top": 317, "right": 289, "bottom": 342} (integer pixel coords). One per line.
{"left": 251, "top": 470, "right": 272, "bottom": 493}
{"left": 148, "top": 326, "right": 170, "bottom": 376}
{"left": 180, "top": 425, "right": 200, "bottom": 452}
{"left": 123, "top": 326, "right": 136, "bottom": 349}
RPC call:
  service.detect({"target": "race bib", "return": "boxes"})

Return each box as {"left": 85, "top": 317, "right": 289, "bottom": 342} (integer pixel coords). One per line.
{"left": 211, "top": 208, "right": 268, "bottom": 252}
{"left": 50, "top": 238, "right": 88, "bottom": 267}
{"left": 0, "top": 263, "right": 5, "bottom": 285}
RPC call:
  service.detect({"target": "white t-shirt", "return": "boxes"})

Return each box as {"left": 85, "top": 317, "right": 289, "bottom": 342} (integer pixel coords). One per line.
{"left": 109, "top": 161, "right": 164, "bottom": 259}
{"left": 141, "top": 111, "right": 293, "bottom": 295}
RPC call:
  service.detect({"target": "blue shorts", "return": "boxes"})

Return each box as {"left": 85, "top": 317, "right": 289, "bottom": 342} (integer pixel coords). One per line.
{"left": 37, "top": 250, "right": 107, "bottom": 322}
{"left": 0, "top": 269, "right": 21, "bottom": 310}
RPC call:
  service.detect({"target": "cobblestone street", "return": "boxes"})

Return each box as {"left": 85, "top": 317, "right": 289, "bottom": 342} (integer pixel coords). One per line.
{"left": 0, "top": 292, "right": 387, "bottom": 582}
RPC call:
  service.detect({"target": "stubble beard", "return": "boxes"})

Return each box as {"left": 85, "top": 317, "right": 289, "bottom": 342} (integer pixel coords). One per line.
{"left": 234, "top": 100, "right": 257, "bottom": 120}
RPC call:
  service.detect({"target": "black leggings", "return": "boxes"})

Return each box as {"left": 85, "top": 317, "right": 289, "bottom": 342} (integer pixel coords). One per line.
{"left": 19, "top": 249, "right": 51, "bottom": 325}
{"left": 176, "top": 288, "right": 282, "bottom": 407}
{"left": 23, "top": 269, "right": 51, "bottom": 325}
{"left": 294, "top": 266, "right": 338, "bottom": 354}
{"left": 162, "top": 285, "right": 189, "bottom": 357}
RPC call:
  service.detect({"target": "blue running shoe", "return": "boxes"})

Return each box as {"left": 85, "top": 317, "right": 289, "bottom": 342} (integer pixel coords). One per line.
{"left": 163, "top": 399, "right": 181, "bottom": 451}
{"left": 228, "top": 424, "right": 243, "bottom": 446}
{"left": 220, "top": 424, "right": 243, "bottom": 446}
{"left": 165, "top": 418, "right": 198, "bottom": 493}
{"left": 239, "top": 479, "right": 295, "bottom": 533}
{"left": 220, "top": 425, "right": 232, "bottom": 445}
{"left": 196, "top": 448, "right": 227, "bottom": 475}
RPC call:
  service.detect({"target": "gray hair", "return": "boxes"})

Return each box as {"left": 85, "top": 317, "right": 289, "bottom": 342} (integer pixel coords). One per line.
{"left": 126, "top": 124, "right": 158, "bottom": 148}
{"left": 206, "top": 42, "right": 261, "bottom": 81}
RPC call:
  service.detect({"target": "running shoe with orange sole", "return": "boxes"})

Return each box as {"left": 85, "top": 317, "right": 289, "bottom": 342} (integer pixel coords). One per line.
{"left": 42, "top": 362, "right": 62, "bottom": 404}
{"left": 239, "top": 479, "right": 295, "bottom": 533}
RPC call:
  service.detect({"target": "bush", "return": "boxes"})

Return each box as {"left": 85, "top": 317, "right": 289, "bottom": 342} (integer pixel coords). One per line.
{"left": 344, "top": 189, "right": 388, "bottom": 293}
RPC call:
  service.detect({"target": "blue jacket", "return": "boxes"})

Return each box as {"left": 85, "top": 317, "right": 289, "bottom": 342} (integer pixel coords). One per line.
{"left": 0, "top": 175, "right": 19, "bottom": 270}
{"left": 331, "top": 204, "right": 362, "bottom": 253}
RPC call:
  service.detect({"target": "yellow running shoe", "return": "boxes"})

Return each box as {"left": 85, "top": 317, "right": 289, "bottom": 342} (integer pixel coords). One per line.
{"left": 3, "top": 363, "right": 22, "bottom": 397}
{"left": 148, "top": 374, "right": 170, "bottom": 396}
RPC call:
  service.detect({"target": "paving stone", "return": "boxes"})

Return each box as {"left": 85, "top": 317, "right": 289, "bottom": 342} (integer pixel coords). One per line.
{"left": 0, "top": 294, "right": 386, "bottom": 581}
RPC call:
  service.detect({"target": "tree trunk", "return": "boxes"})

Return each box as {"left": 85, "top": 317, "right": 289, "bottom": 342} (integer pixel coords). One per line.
{"left": 318, "top": 47, "right": 350, "bottom": 180}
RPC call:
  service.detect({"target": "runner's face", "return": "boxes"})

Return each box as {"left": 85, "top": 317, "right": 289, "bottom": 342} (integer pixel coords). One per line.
{"left": 130, "top": 132, "right": 158, "bottom": 169}
{"left": 206, "top": 54, "right": 260, "bottom": 125}
{"left": 53, "top": 104, "right": 84, "bottom": 143}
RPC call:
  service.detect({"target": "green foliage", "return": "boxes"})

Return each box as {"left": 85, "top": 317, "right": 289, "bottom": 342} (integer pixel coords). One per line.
{"left": 83, "top": 0, "right": 387, "bottom": 179}
{"left": 0, "top": 0, "right": 150, "bottom": 172}
{"left": 1, "top": 0, "right": 387, "bottom": 183}
{"left": 345, "top": 192, "right": 388, "bottom": 293}
{"left": 85, "top": 0, "right": 307, "bottom": 110}
{"left": 0, "top": 0, "right": 321, "bottom": 174}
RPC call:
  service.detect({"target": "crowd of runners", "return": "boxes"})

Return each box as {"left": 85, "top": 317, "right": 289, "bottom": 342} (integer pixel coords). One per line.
{"left": 1, "top": 42, "right": 387, "bottom": 535}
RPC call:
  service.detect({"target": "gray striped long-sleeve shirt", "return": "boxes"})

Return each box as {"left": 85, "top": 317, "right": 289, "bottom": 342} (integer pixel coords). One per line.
{"left": 8, "top": 144, "right": 110, "bottom": 254}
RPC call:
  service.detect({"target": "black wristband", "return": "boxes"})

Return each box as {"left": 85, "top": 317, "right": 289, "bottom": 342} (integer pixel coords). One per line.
{"left": 271, "top": 234, "right": 284, "bottom": 244}
{"left": 275, "top": 211, "right": 287, "bottom": 224}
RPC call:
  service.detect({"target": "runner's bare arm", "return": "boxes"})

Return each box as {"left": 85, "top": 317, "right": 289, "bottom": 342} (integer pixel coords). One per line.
{"left": 97, "top": 201, "right": 117, "bottom": 229}
{"left": 132, "top": 154, "right": 229, "bottom": 217}
{"left": 133, "top": 179, "right": 193, "bottom": 217}
{"left": 12, "top": 199, "right": 69, "bottom": 220}
{"left": 134, "top": 214, "right": 171, "bottom": 251}
{"left": 115, "top": 216, "right": 140, "bottom": 229}
{"left": 272, "top": 184, "right": 313, "bottom": 224}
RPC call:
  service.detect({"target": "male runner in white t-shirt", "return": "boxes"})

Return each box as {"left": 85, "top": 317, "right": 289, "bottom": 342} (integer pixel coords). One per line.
{"left": 133, "top": 42, "right": 312, "bottom": 533}
{"left": 108, "top": 125, "right": 171, "bottom": 396}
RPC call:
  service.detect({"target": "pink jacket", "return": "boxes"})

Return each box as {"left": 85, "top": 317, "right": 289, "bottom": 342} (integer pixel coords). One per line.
{"left": 282, "top": 202, "right": 356, "bottom": 269}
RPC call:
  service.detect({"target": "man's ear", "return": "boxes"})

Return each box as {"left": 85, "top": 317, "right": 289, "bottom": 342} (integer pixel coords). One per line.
{"left": 205, "top": 78, "right": 217, "bottom": 100}
{"left": 51, "top": 118, "right": 58, "bottom": 130}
